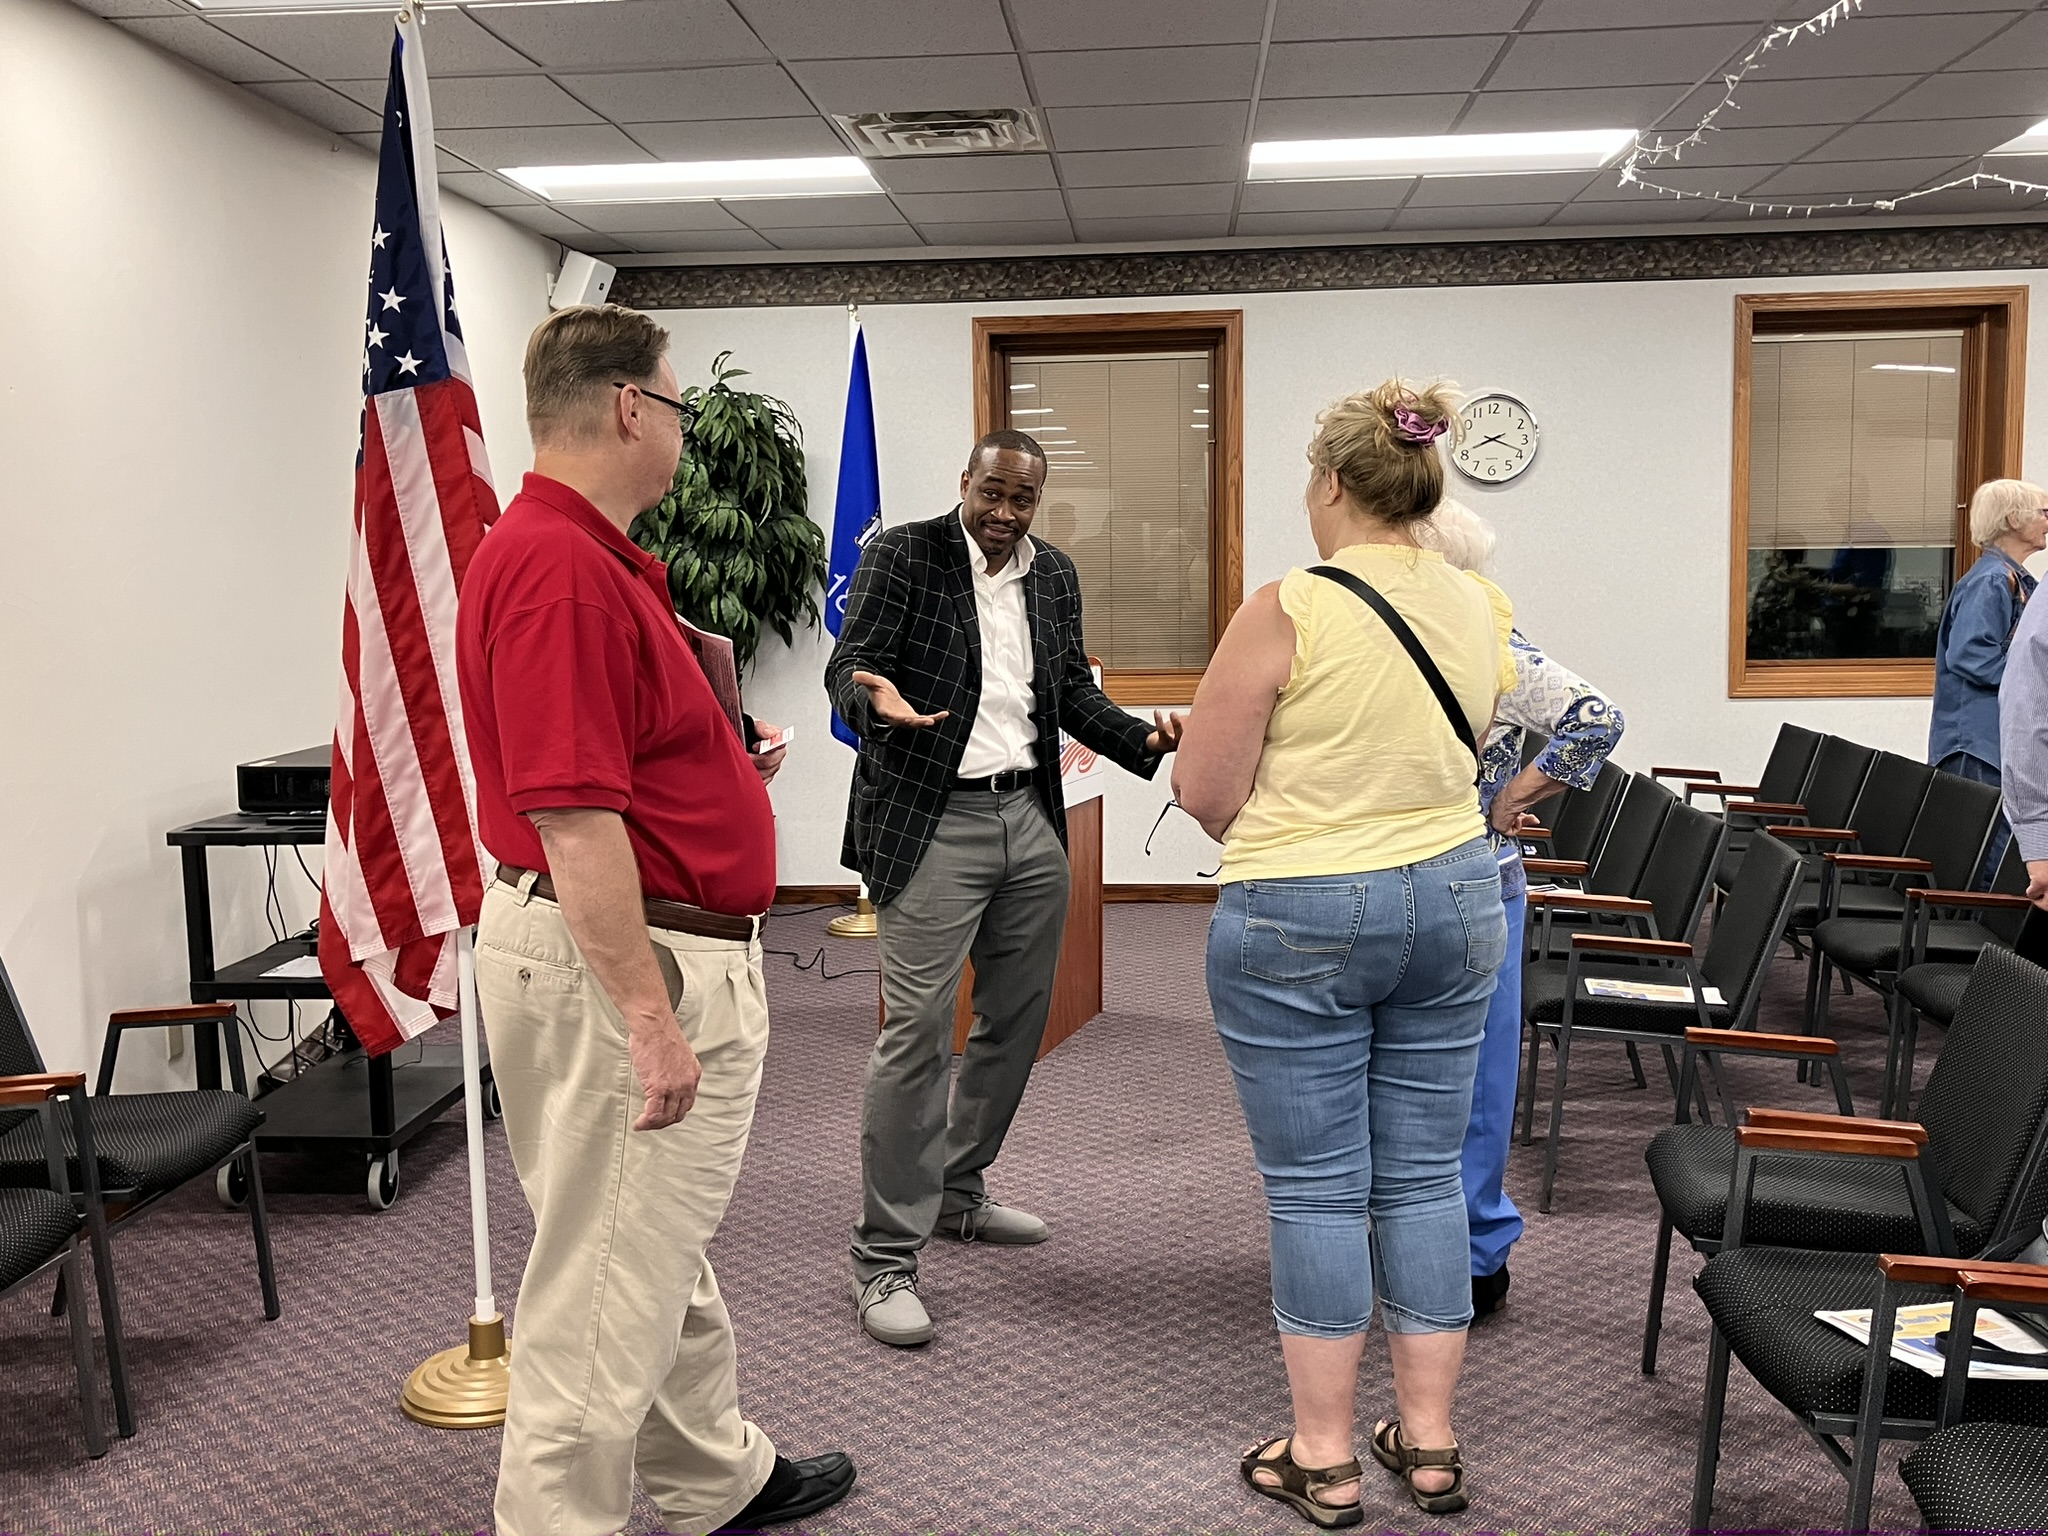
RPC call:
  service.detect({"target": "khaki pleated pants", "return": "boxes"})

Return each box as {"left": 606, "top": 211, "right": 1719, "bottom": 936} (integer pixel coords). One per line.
{"left": 477, "top": 877, "right": 777, "bottom": 1536}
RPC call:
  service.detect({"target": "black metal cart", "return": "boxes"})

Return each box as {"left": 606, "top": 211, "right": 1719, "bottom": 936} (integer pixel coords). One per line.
{"left": 167, "top": 813, "right": 494, "bottom": 1208}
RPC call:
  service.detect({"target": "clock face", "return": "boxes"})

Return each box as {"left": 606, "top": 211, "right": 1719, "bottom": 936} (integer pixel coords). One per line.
{"left": 1453, "top": 393, "right": 1538, "bottom": 484}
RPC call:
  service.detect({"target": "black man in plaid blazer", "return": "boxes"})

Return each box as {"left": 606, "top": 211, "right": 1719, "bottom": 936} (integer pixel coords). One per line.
{"left": 824, "top": 430, "right": 1182, "bottom": 1347}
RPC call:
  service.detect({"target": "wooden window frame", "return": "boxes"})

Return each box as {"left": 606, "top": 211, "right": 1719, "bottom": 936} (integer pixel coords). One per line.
{"left": 972, "top": 310, "right": 1244, "bottom": 706}
{"left": 1729, "top": 286, "right": 2028, "bottom": 699}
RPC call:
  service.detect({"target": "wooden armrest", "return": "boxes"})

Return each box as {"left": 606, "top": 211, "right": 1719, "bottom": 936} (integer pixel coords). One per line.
{"left": 1826, "top": 854, "right": 1934, "bottom": 872}
{"left": 0, "top": 1071, "right": 87, "bottom": 1108}
{"left": 1737, "top": 1125, "right": 1919, "bottom": 1158}
{"left": 1766, "top": 826, "right": 1859, "bottom": 843}
{"left": 1731, "top": 800, "right": 1806, "bottom": 816}
{"left": 1879, "top": 1254, "right": 2048, "bottom": 1284}
{"left": 1746, "top": 1108, "right": 1928, "bottom": 1144}
{"left": 1526, "top": 891, "right": 1651, "bottom": 912}
{"left": 1959, "top": 1270, "right": 2048, "bottom": 1305}
{"left": 1572, "top": 934, "right": 1692, "bottom": 957}
{"left": 1522, "top": 824, "right": 1554, "bottom": 839}
{"left": 108, "top": 1003, "right": 237, "bottom": 1027}
{"left": 1688, "top": 781, "right": 1761, "bottom": 802}
{"left": 1523, "top": 858, "right": 1588, "bottom": 876}
{"left": 1686, "top": 1026, "right": 1838, "bottom": 1056}
{"left": 1906, "top": 888, "right": 2035, "bottom": 911}
{"left": 1653, "top": 766, "right": 1721, "bottom": 782}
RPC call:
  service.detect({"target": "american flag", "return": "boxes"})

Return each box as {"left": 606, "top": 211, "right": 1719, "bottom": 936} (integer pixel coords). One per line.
{"left": 318, "top": 14, "right": 497, "bottom": 1057}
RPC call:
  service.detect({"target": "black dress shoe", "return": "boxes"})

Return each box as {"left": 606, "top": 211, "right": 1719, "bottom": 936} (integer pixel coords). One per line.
{"left": 711, "top": 1452, "right": 857, "bottom": 1533}
{"left": 1470, "top": 1265, "right": 1511, "bottom": 1322}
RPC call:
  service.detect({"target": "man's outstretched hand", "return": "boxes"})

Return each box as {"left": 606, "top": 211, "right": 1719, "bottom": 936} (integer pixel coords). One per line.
{"left": 1147, "top": 710, "right": 1187, "bottom": 754}
{"left": 851, "top": 670, "right": 950, "bottom": 729}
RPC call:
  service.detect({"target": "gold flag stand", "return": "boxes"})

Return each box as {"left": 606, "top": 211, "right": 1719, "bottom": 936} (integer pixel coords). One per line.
{"left": 403, "top": 1313, "right": 511, "bottom": 1428}
{"left": 827, "top": 889, "right": 878, "bottom": 938}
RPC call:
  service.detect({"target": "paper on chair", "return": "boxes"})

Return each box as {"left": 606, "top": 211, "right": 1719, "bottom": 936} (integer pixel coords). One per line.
{"left": 1580, "top": 977, "right": 1725, "bottom": 1006}
{"left": 260, "top": 955, "right": 324, "bottom": 979}
{"left": 1817, "top": 1302, "right": 2048, "bottom": 1380}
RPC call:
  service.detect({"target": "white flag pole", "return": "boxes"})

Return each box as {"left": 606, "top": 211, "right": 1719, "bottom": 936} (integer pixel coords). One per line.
{"left": 457, "top": 928, "right": 495, "bottom": 1324}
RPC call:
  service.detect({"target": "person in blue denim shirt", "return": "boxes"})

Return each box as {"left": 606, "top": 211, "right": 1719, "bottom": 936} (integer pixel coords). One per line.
{"left": 1418, "top": 502, "right": 1624, "bottom": 1323}
{"left": 1930, "top": 479, "right": 2045, "bottom": 885}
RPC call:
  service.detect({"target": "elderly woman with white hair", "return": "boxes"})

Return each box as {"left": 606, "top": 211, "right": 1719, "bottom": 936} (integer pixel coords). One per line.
{"left": 1931, "top": 478, "right": 2047, "bottom": 884}
{"left": 1414, "top": 500, "right": 1624, "bottom": 1321}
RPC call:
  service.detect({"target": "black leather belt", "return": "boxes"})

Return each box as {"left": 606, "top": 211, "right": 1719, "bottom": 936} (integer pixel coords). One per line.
{"left": 953, "top": 770, "right": 1033, "bottom": 794}
{"left": 496, "top": 867, "right": 760, "bottom": 941}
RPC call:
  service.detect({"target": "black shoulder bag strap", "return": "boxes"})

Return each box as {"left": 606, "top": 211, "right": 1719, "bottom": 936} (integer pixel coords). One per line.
{"left": 1309, "top": 564, "right": 1480, "bottom": 766}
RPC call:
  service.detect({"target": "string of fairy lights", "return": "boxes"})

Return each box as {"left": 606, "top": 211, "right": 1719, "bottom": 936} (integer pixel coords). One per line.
{"left": 1614, "top": 0, "right": 2048, "bottom": 220}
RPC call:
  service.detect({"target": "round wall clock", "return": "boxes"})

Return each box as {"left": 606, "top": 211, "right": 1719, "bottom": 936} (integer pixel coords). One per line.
{"left": 1452, "top": 392, "right": 1539, "bottom": 485}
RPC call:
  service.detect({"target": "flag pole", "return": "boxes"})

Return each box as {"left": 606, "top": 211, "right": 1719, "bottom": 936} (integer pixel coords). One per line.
{"left": 826, "top": 301, "right": 879, "bottom": 940}
{"left": 400, "top": 925, "right": 511, "bottom": 1425}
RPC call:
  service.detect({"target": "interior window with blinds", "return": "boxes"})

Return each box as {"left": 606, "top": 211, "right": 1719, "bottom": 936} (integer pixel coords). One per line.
{"left": 1007, "top": 353, "right": 1212, "bottom": 670}
{"left": 1745, "top": 330, "right": 1963, "bottom": 662}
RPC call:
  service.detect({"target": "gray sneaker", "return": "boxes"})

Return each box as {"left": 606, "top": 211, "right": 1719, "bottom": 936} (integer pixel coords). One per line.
{"left": 851, "top": 1272, "right": 933, "bottom": 1347}
{"left": 934, "top": 1199, "right": 1049, "bottom": 1245}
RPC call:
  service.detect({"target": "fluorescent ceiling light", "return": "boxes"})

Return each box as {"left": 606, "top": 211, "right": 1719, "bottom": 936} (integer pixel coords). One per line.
{"left": 1196, "top": 383, "right": 1209, "bottom": 390}
{"left": 188, "top": 0, "right": 609, "bottom": 10}
{"left": 1249, "top": 128, "right": 1636, "bottom": 182}
{"left": 1988, "top": 120, "right": 2048, "bottom": 156}
{"left": 1011, "top": 382, "right": 1037, "bottom": 390}
{"left": 1011, "top": 407, "right": 1054, "bottom": 414}
{"left": 1870, "top": 363, "right": 1957, "bottom": 373}
{"left": 501, "top": 156, "right": 882, "bottom": 203}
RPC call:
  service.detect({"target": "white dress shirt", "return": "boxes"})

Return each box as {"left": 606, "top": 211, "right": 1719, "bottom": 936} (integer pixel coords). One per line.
{"left": 956, "top": 512, "right": 1039, "bottom": 778}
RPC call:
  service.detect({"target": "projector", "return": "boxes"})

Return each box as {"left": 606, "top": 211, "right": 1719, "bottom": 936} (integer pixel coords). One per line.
{"left": 238, "top": 746, "right": 331, "bottom": 817}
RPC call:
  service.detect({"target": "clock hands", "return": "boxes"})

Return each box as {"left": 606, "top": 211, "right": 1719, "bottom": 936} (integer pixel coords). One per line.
{"left": 1477, "top": 432, "right": 1508, "bottom": 448}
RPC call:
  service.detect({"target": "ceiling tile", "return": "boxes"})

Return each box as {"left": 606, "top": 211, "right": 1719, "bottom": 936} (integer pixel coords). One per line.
{"left": 243, "top": 79, "right": 381, "bottom": 134}
{"left": 1529, "top": 0, "right": 1814, "bottom": 26}
{"left": 1010, "top": 0, "right": 1267, "bottom": 49}
{"left": 1546, "top": 198, "right": 1713, "bottom": 224}
{"left": 1262, "top": 37, "right": 1504, "bottom": 98}
{"left": 1404, "top": 170, "right": 1597, "bottom": 206}
{"left": 915, "top": 219, "right": 1076, "bottom": 244}
{"left": 624, "top": 117, "right": 850, "bottom": 158}
{"left": 1057, "top": 145, "right": 1242, "bottom": 185}
{"left": 1239, "top": 177, "right": 1415, "bottom": 211}
{"left": 1389, "top": 203, "right": 1566, "bottom": 230}
{"left": 1660, "top": 73, "right": 1920, "bottom": 128}
{"left": 391, "top": 75, "right": 602, "bottom": 130}
{"left": 439, "top": 171, "right": 541, "bottom": 208}
{"left": 1487, "top": 25, "right": 1761, "bottom": 90}
{"left": 209, "top": 10, "right": 533, "bottom": 80}
{"left": 1232, "top": 208, "right": 1399, "bottom": 235}
{"left": 890, "top": 188, "right": 1070, "bottom": 221}
{"left": 621, "top": 228, "right": 776, "bottom": 252}
{"left": 1029, "top": 45, "right": 1259, "bottom": 107}
{"left": 556, "top": 65, "right": 814, "bottom": 122}
{"left": 68, "top": 0, "right": 187, "bottom": 17}
{"left": 1624, "top": 123, "right": 1835, "bottom": 169}
{"left": 1807, "top": 116, "right": 2039, "bottom": 162}
{"left": 464, "top": 1, "right": 768, "bottom": 71}
{"left": 788, "top": 54, "right": 1030, "bottom": 113}
{"left": 1069, "top": 214, "right": 1233, "bottom": 241}
{"left": 766, "top": 224, "right": 924, "bottom": 248}
{"left": 1253, "top": 94, "right": 1466, "bottom": 138}
{"left": 1064, "top": 182, "right": 1238, "bottom": 217}
{"left": 1951, "top": 10, "right": 2048, "bottom": 70}
{"left": 110, "top": 18, "right": 297, "bottom": 83}
{"left": 1046, "top": 101, "right": 1248, "bottom": 151}
{"left": 869, "top": 155, "right": 1058, "bottom": 194}
{"left": 1274, "top": 0, "right": 1527, "bottom": 40}
{"left": 1744, "top": 155, "right": 1972, "bottom": 196}
{"left": 436, "top": 125, "right": 656, "bottom": 170}
{"left": 494, "top": 204, "right": 613, "bottom": 240}
{"left": 550, "top": 200, "right": 751, "bottom": 233}
{"left": 725, "top": 193, "right": 906, "bottom": 227}
{"left": 1873, "top": 70, "right": 2048, "bottom": 122}
{"left": 343, "top": 132, "right": 477, "bottom": 174}
{"left": 1759, "top": 11, "right": 2016, "bottom": 78}
{"left": 734, "top": 0, "right": 1011, "bottom": 57}
{"left": 1455, "top": 84, "right": 1686, "bottom": 133}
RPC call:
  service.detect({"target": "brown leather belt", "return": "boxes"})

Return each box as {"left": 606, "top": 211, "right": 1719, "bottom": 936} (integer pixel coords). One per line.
{"left": 495, "top": 866, "right": 761, "bottom": 941}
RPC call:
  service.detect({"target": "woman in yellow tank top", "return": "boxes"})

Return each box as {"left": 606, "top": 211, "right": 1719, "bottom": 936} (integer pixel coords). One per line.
{"left": 1175, "top": 381, "right": 1513, "bottom": 1525}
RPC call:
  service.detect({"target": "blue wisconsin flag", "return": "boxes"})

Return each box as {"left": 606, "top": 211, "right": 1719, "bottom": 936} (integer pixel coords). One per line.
{"left": 826, "top": 316, "right": 881, "bottom": 746}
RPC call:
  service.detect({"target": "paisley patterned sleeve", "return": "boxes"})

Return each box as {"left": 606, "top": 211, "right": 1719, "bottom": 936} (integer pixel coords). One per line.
{"left": 1500, "top": 628, "right": 1625, "bottom": 791}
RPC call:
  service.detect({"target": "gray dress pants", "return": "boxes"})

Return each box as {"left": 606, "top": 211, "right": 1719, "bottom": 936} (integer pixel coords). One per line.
{"left": 852, "top": 786, "right": 1070, "bottom": 1281}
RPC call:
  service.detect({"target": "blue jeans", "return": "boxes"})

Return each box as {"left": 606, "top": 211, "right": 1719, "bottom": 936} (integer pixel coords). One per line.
{"left": 1461, "top": 888, "right": 1526, "bottom": 1277}
{"left": 1208, "top": 839, "right": 1505, "bottom": 1338}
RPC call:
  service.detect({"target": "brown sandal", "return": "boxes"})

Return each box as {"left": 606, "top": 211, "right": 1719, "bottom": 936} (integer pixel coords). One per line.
{"left": 1371, "top": 1418, "right": 1469, "bottom": 1515}
{"left": 1239, "top": 1436, "right": 1365, "bottom": 1529}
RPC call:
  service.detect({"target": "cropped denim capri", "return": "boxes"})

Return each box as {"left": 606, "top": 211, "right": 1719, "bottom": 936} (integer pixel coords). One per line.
{"left": 1208, "top": 836, "right": 1505, "bottom": 1337}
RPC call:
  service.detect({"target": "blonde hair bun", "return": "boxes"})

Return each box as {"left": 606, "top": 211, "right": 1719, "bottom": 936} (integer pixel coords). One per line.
{"left": 1307, "top": 377, "right": 1463, "bottom": 524}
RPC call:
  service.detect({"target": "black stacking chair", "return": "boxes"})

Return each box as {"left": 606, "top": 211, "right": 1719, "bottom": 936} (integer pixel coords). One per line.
{"left": 1713, "top": 734, "right": 1875, "bottom": 901}
{"left": 1519, "top": 825, "right": 1805, "bottom": 1213}
{"left": 1643, "top": 937, "right": 2048, "bottom": 1375}
{"left": 1525, "top": 774, "right": 1675, "bottom": 957}
{"left": 1653, "top": 721, "right": 1824, "bottom": 817}
{"left": 1685, "top": 947, "right": 2048, "bottom": 1531}
{"left": 0, "top": 1072, "right": 120, "bottom": 1457}
{"left": 0, "top": 957, "right": 277, "bottom": 1436}
{"left": 1527, "top": 799, "right": 1725, "bottom": 961}
{"left": 1901, "top": 1419, "right": 2048, "bottom": 1533}
{"left": 1889, "top": 895, "right": 2048, "bottom": 1119}
{"left": 1521, "top": 758, "right": 1626, "bottom": 869}
{"left": 1768, "top": 749, "right": 1932, "bottom": 926}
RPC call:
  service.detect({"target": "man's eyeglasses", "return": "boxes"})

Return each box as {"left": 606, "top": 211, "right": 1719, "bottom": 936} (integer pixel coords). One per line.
{"left": 614, "top": 381, "right": 694, "bottom": 432}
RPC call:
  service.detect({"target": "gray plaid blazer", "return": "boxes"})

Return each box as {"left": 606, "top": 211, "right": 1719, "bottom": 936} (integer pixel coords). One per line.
{"left": 825, "top": 509, "right": 1159, "bottom": 905}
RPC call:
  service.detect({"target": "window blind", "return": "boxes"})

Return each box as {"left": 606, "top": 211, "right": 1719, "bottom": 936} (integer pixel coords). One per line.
{"left": 1008, "top": 353, "right": 1212, "bottom": 669}
{"left": 1747, "top": 332, "right": 1963, "bottom": 551}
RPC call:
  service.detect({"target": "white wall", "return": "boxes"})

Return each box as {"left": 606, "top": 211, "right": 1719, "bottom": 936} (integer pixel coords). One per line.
{"left": 652, "top": 266, "right": 2048, "bottom": 889}
{"left": 0, "top": 0, "right": 557, "bottom": 1080}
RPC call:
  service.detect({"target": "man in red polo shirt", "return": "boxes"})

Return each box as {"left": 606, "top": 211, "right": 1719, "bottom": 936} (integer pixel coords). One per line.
{"left": 457, "top": 305, "right": 854, "bottom": 1536}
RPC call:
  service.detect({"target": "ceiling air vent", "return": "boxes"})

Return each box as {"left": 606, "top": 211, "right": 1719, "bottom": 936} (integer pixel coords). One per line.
{"left": 834, "top": 108, "right": 1047, "bottom": 158}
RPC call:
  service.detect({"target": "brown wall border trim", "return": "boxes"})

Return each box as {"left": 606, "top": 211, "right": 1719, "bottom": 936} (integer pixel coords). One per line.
{"left": 614, "top": 224, "right": 2048, "bottom": 310}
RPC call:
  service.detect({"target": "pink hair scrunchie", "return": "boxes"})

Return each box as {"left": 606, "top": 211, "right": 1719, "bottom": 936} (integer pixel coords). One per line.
{"left": 1392, "top": 405, "right": 1448, "bottom": 444}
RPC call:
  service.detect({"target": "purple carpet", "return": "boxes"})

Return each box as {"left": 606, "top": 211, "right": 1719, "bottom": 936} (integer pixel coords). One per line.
{"left": 1, "top": 903, "right": 1937, "bottom": 1532}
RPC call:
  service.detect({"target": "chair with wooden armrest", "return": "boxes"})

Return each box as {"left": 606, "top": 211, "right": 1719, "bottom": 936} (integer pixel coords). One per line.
{"left": 1715, "top": 732, "right": 1871, "bottom": 902}
{"left": 1652, "top": 765, "right": 1722, "bottom": 787}
{"left": 1667, "top": 722, "right": 1824, "bottom": 815}
{"left": 1518, "top": 827, "right": 1806, "bottom": 1216}
{"left": 1684, "top": 945, "right": 2048, "bottom": 1531}
{"left": 1520, "top": 757, "right": 1627, "bottom": 868}
{"left": 1523, "top": 774, "right": 1676, "bottom": 957}
{"left": 0, "top": 1072, "right": 122, "bottom": 1457}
